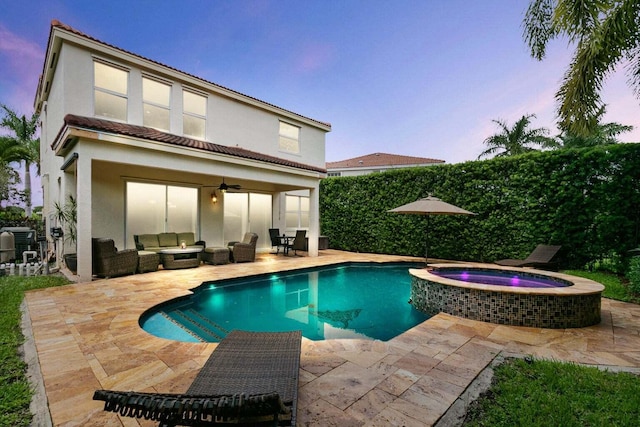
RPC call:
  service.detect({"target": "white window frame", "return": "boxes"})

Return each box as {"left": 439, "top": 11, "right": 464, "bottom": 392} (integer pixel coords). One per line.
{"left": 285, "top": 194, "right": 309, "bottom": 231}
{"left": 279, "top": 121, "right": 300, "bottom": 154}
{"left": 183, "top": 89, "right": 207, "bottom": 139}
{"left": 142, "top": 76, "right": 171, "bottom": 131}
{"left": 93, "top": 59, "right": 129, "bottom": 121}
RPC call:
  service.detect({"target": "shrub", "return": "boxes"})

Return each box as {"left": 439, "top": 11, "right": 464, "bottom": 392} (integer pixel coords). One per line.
{"left": 320, "top": 144, "right": 640, "bottom": 269}
{"left": 628, "top": 257, "right": 640, "bottom": 295}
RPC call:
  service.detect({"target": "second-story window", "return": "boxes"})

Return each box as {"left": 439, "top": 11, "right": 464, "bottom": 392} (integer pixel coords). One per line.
{"left": 279, "top": 121, "right": 300, "bottom": 154}
{"left": 142, "top": 77, "right": 170, "bottom": 131}
{"left": 94, "top": 61, "right": 128, "bottom": 121}
{"left": 183, "top": 90, "right": 206, "bottom": 139}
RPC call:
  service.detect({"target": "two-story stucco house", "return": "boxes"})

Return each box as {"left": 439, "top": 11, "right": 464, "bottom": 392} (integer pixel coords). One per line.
{"left": 34, "top": 20, "right": 331, "bottom": 282}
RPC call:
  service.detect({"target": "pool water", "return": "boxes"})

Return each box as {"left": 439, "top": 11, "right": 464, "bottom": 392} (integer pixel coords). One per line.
{"left": 430, "top": 268, "right": 571, "bottom": 288}
{"left": 140, "top": 262, "right": 430, "bottom": 342}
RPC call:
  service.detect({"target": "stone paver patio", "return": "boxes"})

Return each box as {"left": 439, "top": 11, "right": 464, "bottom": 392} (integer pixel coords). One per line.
{"left": 23, "top": 250, "right": 640, "bottom": 426}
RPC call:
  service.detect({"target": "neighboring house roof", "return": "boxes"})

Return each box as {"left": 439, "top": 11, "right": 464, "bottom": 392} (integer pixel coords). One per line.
{"left": 326, "top": 152, "right": 445, "bottom": 169}
{"left": 35, "top": 20, "right": 331, "bottom": 131}
{"left": 57, "top": 114, "right": 327, "bottom": 174}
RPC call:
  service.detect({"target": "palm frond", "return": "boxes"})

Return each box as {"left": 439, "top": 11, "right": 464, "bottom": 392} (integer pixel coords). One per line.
{"left": 523, "top": 0, "right": 556, "bottom": 60}
{"left": 524, "top": 0, "right": 640, "bottom": 137}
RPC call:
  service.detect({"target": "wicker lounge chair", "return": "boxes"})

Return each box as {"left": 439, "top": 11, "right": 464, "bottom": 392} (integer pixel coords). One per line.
{"left": 495, "top": 244, "right": 562, "bottom": 270}
{"left": 94, "top": 330, "right": 301, "bottom": 426}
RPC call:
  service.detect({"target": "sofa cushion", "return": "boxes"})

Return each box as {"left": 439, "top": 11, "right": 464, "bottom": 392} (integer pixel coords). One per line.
{"left": 158, "top": 232, "right": 178, "bottom": 247}
{"left": 138, "top": 234, "right": 159, "bottom": 249}
{"left": 177, "top": 232, "right": 196, "bottom": 246}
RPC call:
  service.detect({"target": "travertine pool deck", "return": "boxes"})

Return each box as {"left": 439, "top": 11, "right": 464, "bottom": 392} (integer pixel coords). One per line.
{"left": 24, "top": 250, "right": 640, "bottom": 426}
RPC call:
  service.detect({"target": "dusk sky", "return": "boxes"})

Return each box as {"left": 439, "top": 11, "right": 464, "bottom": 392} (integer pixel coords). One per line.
{"left": 1, "top": 0, "right": 639, "bottom": 170}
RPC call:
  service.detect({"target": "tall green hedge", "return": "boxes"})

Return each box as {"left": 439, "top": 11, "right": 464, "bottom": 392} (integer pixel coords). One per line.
{"left": 320, "top": 144, "right": 640, "bottom": 269}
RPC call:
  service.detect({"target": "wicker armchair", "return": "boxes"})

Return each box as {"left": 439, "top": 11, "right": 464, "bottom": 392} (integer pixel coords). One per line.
{"left": 92, "top": 238, "right": 139, "bottom": 278}
{"left": 229, "top": 232, "right": 258, "bottom": 263}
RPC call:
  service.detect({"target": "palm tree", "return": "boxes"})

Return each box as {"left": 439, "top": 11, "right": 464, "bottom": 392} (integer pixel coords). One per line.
{"left": 0, "top": 105, "right": 40, "bottom": 216}
{"left": 558, "top": 105, "right": 634, "bottom": 148}
{"left": 523, "top": 0, "right": 640, "bottom": 137}
{"left": 478, "top": 114, "right": 558, "bottom": 159}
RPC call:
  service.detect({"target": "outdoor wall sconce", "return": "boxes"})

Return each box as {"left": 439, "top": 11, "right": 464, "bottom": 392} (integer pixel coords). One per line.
{"left": 211, "top": 191, "right": 218, "bottom": 204}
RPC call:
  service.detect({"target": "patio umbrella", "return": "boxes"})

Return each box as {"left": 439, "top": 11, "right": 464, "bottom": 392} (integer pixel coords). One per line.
{"left": 388, "top": 196, "right": 476, "bottom": 265}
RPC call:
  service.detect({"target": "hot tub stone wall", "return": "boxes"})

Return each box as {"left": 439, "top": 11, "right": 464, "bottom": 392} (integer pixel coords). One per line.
{"left": 410, "top": 276, "right": 601, "bottom": 328}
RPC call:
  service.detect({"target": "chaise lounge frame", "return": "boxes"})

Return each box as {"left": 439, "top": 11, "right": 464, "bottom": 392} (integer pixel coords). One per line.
{"left": 495, "top": 244, "right": 562, "bottom": 270}
{"left": 94, "top": 330, "right": 302, "bottom": 426}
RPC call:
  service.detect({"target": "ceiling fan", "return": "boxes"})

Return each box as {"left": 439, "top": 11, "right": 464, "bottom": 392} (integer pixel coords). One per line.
{"left": 217, "top": 178, "right": 241, "bottom": 192}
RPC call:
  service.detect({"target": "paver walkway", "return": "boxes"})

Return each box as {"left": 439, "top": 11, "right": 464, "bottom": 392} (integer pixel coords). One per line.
{"left": 24, "top": 250, "right": 640, "bottom": 426}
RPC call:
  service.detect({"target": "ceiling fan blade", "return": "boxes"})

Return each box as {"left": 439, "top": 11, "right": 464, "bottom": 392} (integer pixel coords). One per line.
{"left": 216, "top": 178, "right": 241, "bottom": 192}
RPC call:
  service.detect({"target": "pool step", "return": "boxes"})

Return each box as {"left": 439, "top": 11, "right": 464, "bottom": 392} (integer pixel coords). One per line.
{"left": 187, "top": 309, "right": 230, "bottom": 337}
{"left": 168, "top": 309, "right": 228, "bottom": 342}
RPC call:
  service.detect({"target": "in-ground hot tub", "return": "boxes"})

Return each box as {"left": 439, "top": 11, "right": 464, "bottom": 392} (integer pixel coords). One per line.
{"left": 409, "top": 264, "right": 605, "bottom": 328}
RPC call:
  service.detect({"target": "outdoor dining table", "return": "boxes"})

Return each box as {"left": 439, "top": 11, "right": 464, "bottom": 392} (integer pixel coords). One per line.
{"left": 278, "top": 235, "right": 295, "bottom": 255}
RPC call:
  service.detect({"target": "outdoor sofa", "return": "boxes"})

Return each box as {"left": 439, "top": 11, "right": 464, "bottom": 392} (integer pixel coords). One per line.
{"left": 134, "top": 232, "right": 205, "bottom": 252}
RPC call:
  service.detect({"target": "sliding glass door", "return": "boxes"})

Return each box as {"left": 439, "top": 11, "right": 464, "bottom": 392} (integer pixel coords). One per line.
{"left": 127, "top": 182, "right": 198, "bottom": 236}
{"left": 223, "top": 192, "right": 272, "bottom": 250}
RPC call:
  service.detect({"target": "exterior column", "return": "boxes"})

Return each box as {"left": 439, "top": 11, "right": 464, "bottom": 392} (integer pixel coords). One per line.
{"left": 76, "top": 155, "right": 92, "bottom": 282}
{"left": 308, "top": 185, "right": 319, "bottom": 257}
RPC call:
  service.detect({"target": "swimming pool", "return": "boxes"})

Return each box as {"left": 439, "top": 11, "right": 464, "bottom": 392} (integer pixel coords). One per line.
{"left": 140, "top": 262, "right": 429, "bottom": 342}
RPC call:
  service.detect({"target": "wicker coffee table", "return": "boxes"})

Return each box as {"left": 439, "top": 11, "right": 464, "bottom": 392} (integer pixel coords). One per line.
{"left": 159, "top": 248, "right": 202, "bottom": 269}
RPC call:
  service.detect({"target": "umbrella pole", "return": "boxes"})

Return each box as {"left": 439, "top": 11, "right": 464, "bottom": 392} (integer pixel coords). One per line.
{"left": 425, "top": 215, "right": 429, "bottom": 266}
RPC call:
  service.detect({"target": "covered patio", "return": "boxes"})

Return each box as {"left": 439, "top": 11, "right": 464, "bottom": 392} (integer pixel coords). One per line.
{"left": 24, "top": 250, "right": 640, "bottom": 426}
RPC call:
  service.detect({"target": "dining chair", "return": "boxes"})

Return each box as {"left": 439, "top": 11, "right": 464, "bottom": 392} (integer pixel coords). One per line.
{"left": 287, "top": 230, "right": 307, "bottom": 256}
{"left": 269, "top": 228, "right": 286, "bottom": 254}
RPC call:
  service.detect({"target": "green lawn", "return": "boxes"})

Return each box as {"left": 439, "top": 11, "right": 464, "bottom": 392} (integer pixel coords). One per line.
{"left": 0, "top": 275, "right": 70, "bottom": 427}
{"left": 463, "top": 270, "right": 640, "bottom": 426}
{"left": 463, "top": 357, "right": 640, "bottom": 427}
{"left": 563, "top": 269, "right": 638, "bottom": 303}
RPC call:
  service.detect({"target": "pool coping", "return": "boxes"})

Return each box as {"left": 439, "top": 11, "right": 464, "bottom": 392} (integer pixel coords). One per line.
{"left": 410, "top": 263, "right": 605, "bottom": 296}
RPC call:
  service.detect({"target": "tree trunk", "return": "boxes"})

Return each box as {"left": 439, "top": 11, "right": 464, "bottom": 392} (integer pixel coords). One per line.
{"left": 24, "top": 160, "right": 32, "bottom": 217}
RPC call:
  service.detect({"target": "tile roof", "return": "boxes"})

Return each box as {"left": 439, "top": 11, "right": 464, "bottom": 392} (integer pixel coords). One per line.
{"left": 326, "top": 152, "right": 445, "bottom": 169}
{"left": 60, "top": 114, "right": 327, "bottom": 174}
{"left": 43, "top": 20, "right": 331, "bottom": 130}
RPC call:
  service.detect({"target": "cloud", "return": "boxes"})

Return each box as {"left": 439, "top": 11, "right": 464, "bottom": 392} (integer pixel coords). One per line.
{"left": 0, "top": 24, "right": 44, "bottom": 113}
